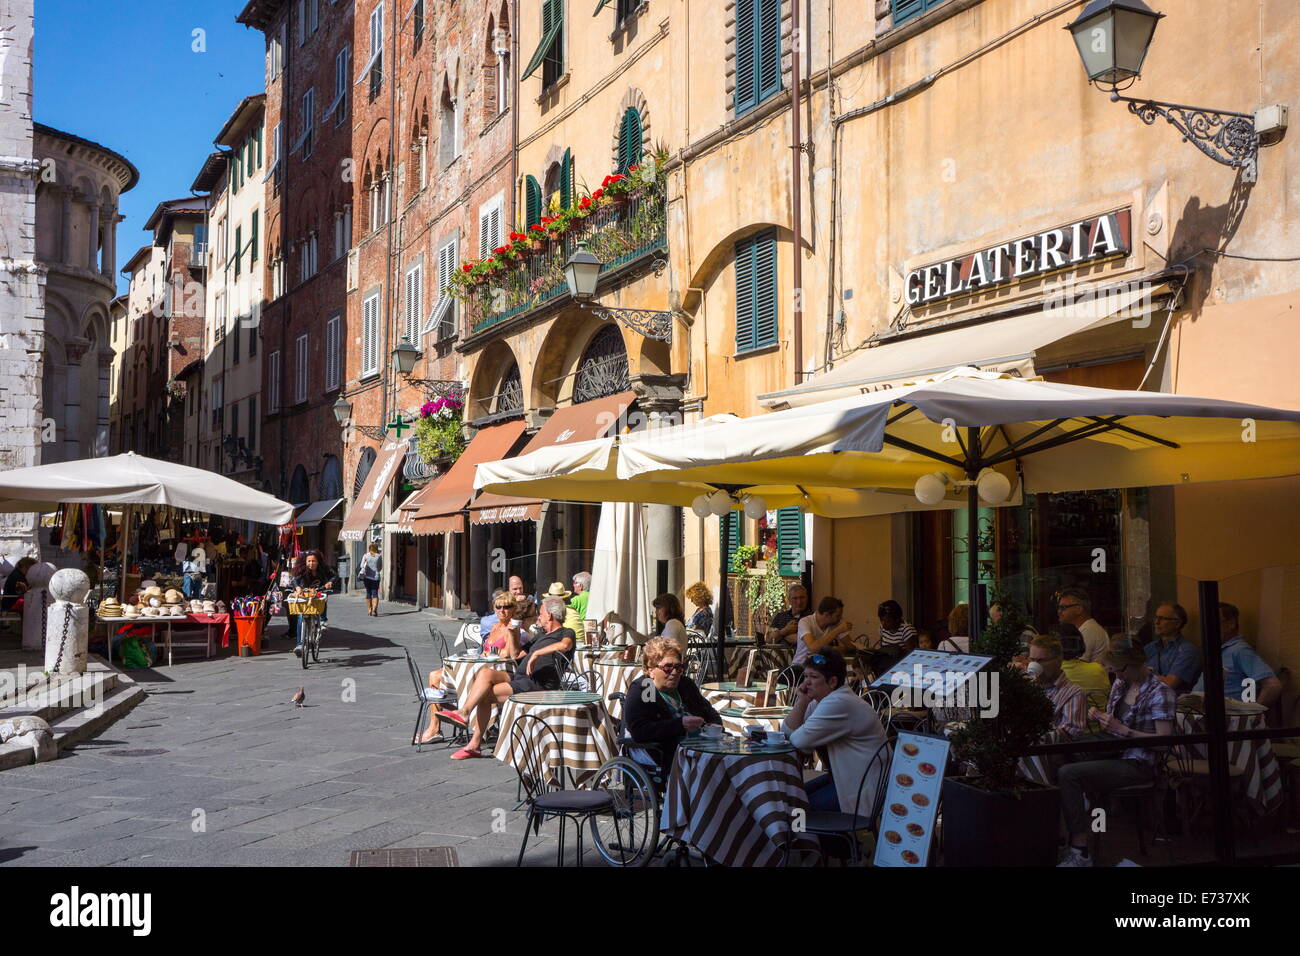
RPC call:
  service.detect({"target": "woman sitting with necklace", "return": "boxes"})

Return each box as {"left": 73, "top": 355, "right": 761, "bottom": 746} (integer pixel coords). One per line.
{"left": 623, "top": 637, "right": 722, "bottom": 780}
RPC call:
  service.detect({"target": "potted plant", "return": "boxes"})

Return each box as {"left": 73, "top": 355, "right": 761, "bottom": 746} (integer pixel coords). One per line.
{"left": 729, "top": 544, "right": 760, "bottom": 574}
{"left": 941, "top": 594, "right": 1059, "bottom": 867}
{"left": 415, "top": 394, "right": 466, "bottom": 464}
{"left": 745, "top": 560, "right": 788, "bottom": 635}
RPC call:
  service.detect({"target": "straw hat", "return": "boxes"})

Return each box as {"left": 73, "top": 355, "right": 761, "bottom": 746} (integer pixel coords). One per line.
{"left": 164, "top": 588, "right": 183, "bottom": 605}
{"left": 544, "top": 582, "right": 572, "bottom": 599}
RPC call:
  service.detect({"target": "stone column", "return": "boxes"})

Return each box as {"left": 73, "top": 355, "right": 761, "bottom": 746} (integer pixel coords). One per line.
{"left": 86, "top": 200, "right": 100, "bottom": 272}
{"left": 21, "top": 561, "right": 56, "bottom": 652}
{"left": 59, "top": 187, "right": 72, "bottom": 262}
{"left": 94, "top": 350, "right": 112, "bottom": 457}
{"left": 631, "top": 374, "right": 689, "bottom": 600}
{"left": 101, "top": 206, "right": 117, "bottom": 278}
{"left": 45, "top": 568, "right": 90, "bottom": 675}
{"left": 62, "top": 336, "right": 89, "bottom": 461}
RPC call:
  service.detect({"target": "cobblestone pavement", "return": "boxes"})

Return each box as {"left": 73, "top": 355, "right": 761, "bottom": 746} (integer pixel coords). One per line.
{"left": 0, "top": 594, "right": 588, "bottom": 867}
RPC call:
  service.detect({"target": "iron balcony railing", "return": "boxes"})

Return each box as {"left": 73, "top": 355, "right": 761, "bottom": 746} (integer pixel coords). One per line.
{"left": 466, "top": 186, "right": 666, "bottom": 334}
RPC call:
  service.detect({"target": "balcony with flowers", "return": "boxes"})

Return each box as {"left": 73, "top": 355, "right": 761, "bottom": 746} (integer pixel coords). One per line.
{"left": 450, "top": 149, "right": 668, "bottom": 337}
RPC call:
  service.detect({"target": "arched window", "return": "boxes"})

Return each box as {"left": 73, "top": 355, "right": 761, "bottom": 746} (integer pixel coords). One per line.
{"left": 574, "top": 325, "right": 630, "bottom": 403}
{"left": 353, "top": 446, "right": 377, "bottom": 498}
{"left": 496, "top": 362, "right": 522, "bottom": 414}
{"left": 617, "top": 108, "right": 643, "bottom": 174}
{"left": 439, "top": 75, "right": 459, "bottom": 168}
{"left": 289, "top": 464, "right": 310, "bottom": 505}
{"left": 543, "top": 149, "right": 572, "bottom": 211}
{"left": 487, "top": 7, "right": 511, "bottom": 117}
{"left": 320, "top": 455, "right": 343, "bottom": 499}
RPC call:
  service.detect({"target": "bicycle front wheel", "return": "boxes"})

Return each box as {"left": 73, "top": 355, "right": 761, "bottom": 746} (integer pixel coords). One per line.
{"left": 587, "top": 758, "right": 659, "bottom": 867}
{"left": 299, "top": 617, "right": 312, "bottom": 670}
{"left": 310, "top": 618, "right": 321, "bottom": 663}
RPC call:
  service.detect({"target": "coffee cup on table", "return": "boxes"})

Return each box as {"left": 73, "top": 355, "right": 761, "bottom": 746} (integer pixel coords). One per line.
{"left": 767, "top": 731, "right": 787, "bottom": 745}
{"left": 702, "top": 724, "right": 723, "bottom": 739}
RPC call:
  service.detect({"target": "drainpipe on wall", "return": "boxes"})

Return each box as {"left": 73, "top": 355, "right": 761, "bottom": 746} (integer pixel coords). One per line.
{"left": 790, "top": 0, "right": 804, "bottom": 386}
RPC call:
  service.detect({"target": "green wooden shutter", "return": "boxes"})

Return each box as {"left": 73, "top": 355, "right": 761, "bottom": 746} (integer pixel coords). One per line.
{"left": 256, "top": 125, "right": 263, "bottom": 168}
{"left": 522, "top": 0, "right": 564, "bottom": 80}
{"left": 721, "top": 511, "right": 740, "bottom": 571}
{"left": 758, "top": 0, "right": 782, "bottom": 102}
{"left": 250, "top": 210, "right": 259, "bottom": 263}
{"left": 891, "top": 0, "right": 929, "bottom": 27}
{"left": 734, "top": 235, "right": 755, "bottom": 353}
{"left": 776, "top": 507, "right": 805, "bottom": 575}
{"left": 234, "top": 225, "right": 242, "bottom": 278}
{"left": 754, "top": 230, "right": 777, "bottom": 347}
{"left": 735, "top": 0, "right": 757, "bottom": 113}
{"left": 617, "top": 108, "right": 643, "bottom": 173}
{"left": 525, "top": 175, "right": 542, "bottom": 227}
{"left": 560, "top": 147, "right": 572, "bottom": 209}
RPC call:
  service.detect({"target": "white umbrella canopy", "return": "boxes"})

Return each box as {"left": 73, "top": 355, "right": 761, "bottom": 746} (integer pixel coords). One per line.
{"left": 583, "top": 502, "right": 653, "bottom": 644}
{"left": 0, "top": 451, "right": 296, "bottom": 525}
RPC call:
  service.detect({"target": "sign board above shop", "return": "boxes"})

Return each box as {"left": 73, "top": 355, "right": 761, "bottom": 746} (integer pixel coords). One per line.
{"left": 906, "top": 209, "right": 1132, "bottom": 307}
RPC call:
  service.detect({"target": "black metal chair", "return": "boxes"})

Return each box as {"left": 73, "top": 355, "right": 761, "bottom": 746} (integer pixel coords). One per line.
{"left": 510, "top": 713, "right": 614, "bottom": 867}
{"left": 426, "top": 623, "right": 451, "bottom": 662}
{"left": 860, "top": 688, "right": 894, "bottom": 731}
{"left": 1087, "top": 750, "right": 1176, "bottom": 861}
{"left": 802, "top": 738, "right": 894, "bottom": 865}
{"left": 578, "top": 669, "right": 604, "bottom": 696}
{"left": 405, "top": 649, "right": 461, "bottom": 752}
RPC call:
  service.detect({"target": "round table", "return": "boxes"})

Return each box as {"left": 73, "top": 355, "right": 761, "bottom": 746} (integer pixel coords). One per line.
{"left": 1175, "top": 702, "right": 1281, "bottom": 816}
{"left": 495, "top": 690, "right": 615, "bottom": 787}
{"left": 442, "top": 654, "right": 512, "bottom": 696}
{"left": 663, "top": 735, "right": 818, "bottom": 866}
{"left": 702, "top": 680, "right": 789, "bottom": 711}
{"left": 717, "top": 706, "right": 792, "bottom": 738}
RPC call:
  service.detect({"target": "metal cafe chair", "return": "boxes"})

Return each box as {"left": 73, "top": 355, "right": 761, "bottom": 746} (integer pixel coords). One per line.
{"left": 860, "top": 688, "right": 894, "bottom": 731}
{"left": 802, "top": 738, "right": 894, "bottom": 866}
{"left": 510, "top": 714, "right": 614, "bottom": 867}
{"left": 405, "top": 649, "right": 462, "bottom": 752}
{"left": 578, "top": 669, "right": 604, "bottom": 696}
{"left": 426, "top": 623, "right": 452, "bottom": 662}
{"left": 453, "top": 620, "right": 483, "bottom": 654}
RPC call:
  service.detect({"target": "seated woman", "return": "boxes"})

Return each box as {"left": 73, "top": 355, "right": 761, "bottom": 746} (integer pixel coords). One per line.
{"left": 782, "top": 649, "right": 888, "bottom": 817}
{"left": 1057, "top": 643, "right": 1175, "bottom": 867}
{"left": 1, "top": 557, "right": 36, "bottom": 612}
{"left": 686, "top": 581, "right": 713, "bottom": 636}
{"left": 606, "top": 593, "right": 689, "bottom": 659}
{"left": 415, "top": 593, "right": 522, "bottom": 745}
{"left": 937, "top": 604, "right": 971, "bottom": 653}
{"left": 623, "top": 637, "right": 722, "bottom": 780}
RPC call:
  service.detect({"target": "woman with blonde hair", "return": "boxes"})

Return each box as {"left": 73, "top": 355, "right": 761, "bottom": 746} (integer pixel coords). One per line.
{"left": 685, "top": 581, "right": 714, "bottom": 636}
{"left": 939, "top": 603, "right": 970, "bottom": 653}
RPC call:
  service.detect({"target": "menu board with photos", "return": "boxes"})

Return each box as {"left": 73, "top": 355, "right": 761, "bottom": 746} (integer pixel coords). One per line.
{"left": 869, "top": 649, "right": 993, "bottom": 696}
{"left": 873, "top": 731, "right": 949, "bottom": 868}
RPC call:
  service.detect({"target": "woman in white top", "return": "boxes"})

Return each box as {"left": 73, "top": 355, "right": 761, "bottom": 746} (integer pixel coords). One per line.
{"left": 938, "top": 603, "right": 971, "bottom": 653}
{"left": 783, "top": 649, "right": 888, "bottom": 818}
{"left": 606, "top": 592, "right": 689, "bottom": 659}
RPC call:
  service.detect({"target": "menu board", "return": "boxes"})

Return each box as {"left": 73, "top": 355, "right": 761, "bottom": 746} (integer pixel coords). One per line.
{"left": 870, "top": 649, "right": 993, "bottom": 698}
{"left": 873, "top": 731, "right": 949, "bottom": 868}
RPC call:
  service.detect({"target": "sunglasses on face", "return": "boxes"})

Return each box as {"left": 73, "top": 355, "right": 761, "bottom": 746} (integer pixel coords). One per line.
{"left": 1057, "top": 603, "right": 1080, "bottom": 611}
{"left": 656, "top": 661, "right": 684, "bottom": 673}
{"left": 495, "top": 605, "right": 513, "bottom": 611}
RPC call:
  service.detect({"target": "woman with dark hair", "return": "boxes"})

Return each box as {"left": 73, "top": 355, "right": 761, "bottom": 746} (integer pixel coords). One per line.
{"left": 1, "top": 556, "right": 37, "bottom": 612}
{"left": 783, "top": 649, "right": 887, "bottom": 817}
{"left": 289, "top": 550, "right": 337, "bottom": 654}
{"left": 606, "top": 592, "right": 689, "bottom": 655}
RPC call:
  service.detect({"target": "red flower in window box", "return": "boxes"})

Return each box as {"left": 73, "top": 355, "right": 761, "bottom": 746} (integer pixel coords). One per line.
{"left": 461, "top": 263, "right": 473, "bottom": 273}
{"left": 493, "top": 245, "right": 508, "bottom": 255}
{"left": 579, "top": 196, "right": 591, "bottom": 210}
{"left": 530, "top": 223, "right": 545, "bottom": 232}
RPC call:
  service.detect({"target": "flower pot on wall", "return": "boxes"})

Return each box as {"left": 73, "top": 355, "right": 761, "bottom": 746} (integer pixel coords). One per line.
{"left": 940, "top": 776, "right": 1060, "bottom": 867}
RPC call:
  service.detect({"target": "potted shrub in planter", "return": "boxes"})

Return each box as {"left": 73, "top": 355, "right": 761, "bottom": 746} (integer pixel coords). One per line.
{"left": 729, "top": 544, "right": 760, "bottom": 574}
{"left": 942, "top": 596, "right": 1059, "bottom": 867}
{"left": 415, "top": 395, "right": 466, "bottom": 464}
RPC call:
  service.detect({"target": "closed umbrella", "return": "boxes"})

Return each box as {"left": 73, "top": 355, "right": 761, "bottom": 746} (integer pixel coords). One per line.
{"left": 583, "top": 502, "right": 652, "bottom": 650}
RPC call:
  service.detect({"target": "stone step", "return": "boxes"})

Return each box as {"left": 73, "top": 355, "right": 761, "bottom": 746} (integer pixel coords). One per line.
{"left": 0, "top": 670, "right": 120, "bottom": 722}
{"left": 49, "top": 681, "right": 146, "bottom": 751}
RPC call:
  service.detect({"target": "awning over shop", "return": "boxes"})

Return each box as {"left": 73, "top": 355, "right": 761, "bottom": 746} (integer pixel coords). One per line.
{"left": 339, "top": 440, "right": 407, "bottom": 541}
{"left": 468, "top": 390, "right": 636, "bottom": 525}
{"left": 294, "top": 498, "right": 344, "bottom": 528}
{"left": 759, "top": 282, "right": 1168, "bottom": 409}
{"left": 389, "top": 490, "right": 421, "bottom": 534}
{"left": 411, "top": 420, "right": 529, "bottom": 535}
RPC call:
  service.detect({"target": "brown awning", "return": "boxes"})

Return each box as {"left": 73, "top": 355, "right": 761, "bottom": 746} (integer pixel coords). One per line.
{"left": 468, "top": 390, "right": 636, "bottom": 525}
{"left": 411, "top": 420, "right": 529, "bottom": 536}
{"left": 339, "top": 440, "right": 406, "bottom": 541}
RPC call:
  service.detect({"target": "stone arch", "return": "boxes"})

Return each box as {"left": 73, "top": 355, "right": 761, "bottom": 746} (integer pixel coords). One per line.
{"left": 573, "top": 324, "right": 632, "bottom": 403}
{"left": 320, "top": 455, "right": 343, "bottom": 499}
{"left": 681, "top": 221, "right": 791, "bottom": 316}
{"left": 466, "top": 339, "right": 521, "bottom": 420}
{"left": 610, "top": 88, "right": 650, "bottom": 172}
{"left": 289, "top": 464, "right": 310, "bottom": 505}
{"left": 529, "top": 309, "right": 623, "bottom": 409}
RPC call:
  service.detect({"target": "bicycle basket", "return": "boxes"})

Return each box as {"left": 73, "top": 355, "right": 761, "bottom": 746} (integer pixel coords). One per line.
{"left": 287, "top": 596, "right": 327, "bottom": 616}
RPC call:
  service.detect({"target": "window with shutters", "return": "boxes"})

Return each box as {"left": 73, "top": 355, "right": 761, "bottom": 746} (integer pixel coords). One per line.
{"left": 524, "top": 175, "right": 542, "bottom": 228}
{"left": 269, "top": 350, "right": 282, "bottom": 413}
{"left": 367, "top": 4, "right": 384, "bottom": 101}
{"left": 301, "top": 87, "right": 315, "bottom": 158}
{"left": 249, "top": 308, "right": 258, "bottom": 357}
{"left": 330, "top": 44, "right": 351, "bottom": 127}
{"left": 232, "top": 313, "right": 242, "bottom": 364}
{"left": 890, "top": 0, "right": 947, "bottom": 27}
{"left": 521, "top": 0, "right": 564, "bottom": 89}
{"left": 325, "top": 313, "right": 341, "bottom": 390}
{"left": 361, "top": 290, "right": 381, "bottom": 377}
{"left": 733, "top": 0, "right": 783, "bottom": 115}
{"left": 334, "top": 205, "right": 352, "bottom": 261}
{"left": 250, "top": 210, "right": 259, "bottom": 263}
{"left": 478, "top": 198, "right": 503, "bottom": 259}
{"left": 247, "top": 397, "right": 257, "bottom": 451}
{"left": 775, "top": 507, "right": 805, "bottom": 575}
{"left": 413, "top": 0, "right": 424, "bottom": 49}
{"left": 295, "top": 333, "right": 309, "bottom": 404}
{"left": 720, "top": 511, "right": 741, "bottom": 572}
{"left": 616, "top": 108, "right": 643, "bottom": 174}
{"left": 543, "top": 150, "right": 572, "bottom": 213}
{"left": 404, "top": 261, "right": 423, "bottom": 342}
{"left": 297, "top": 0, "right": 306, "bottom": 45}
{"left": 428, "top": 238, "right": 457, "bottom": 340}
{"left": 439, "top": 79, "right": 458, "bottom": 168}
{"left": 234, "top": 226, "right": 242, "bottom": 278}
{"left": 734, "top": 229, "right": 778, "bottom": 354}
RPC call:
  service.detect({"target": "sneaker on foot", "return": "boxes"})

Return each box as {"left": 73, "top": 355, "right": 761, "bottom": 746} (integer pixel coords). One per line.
{"left": 293, "top": 645, "right": 302, "bottom": 656}
{"left": 1057, "top": 846, "right": 1092, "bottom": 867}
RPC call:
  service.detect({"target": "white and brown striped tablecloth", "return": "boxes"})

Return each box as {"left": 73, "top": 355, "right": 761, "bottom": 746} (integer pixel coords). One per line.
{"left": 662, "top": 746, "right": 818, "bottom": 867}
{"left": 702, "top": 682, "right": 790, "bottom": 712}
{"left": 442, "top": 655, "right": 512, "bottom": 697}
{"left": 717, "top": 709, "right": 789, "bottom": 738}
{"left": 494, "top": 695, "right": 617, "bottom": 788}
{"left": 1176, "top": 710, "right": 1282, "bottom": 815}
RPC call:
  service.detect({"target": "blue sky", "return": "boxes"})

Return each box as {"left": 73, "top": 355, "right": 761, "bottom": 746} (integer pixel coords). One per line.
{"left": 34, "top": 1, "right": 266, "bottom": 294}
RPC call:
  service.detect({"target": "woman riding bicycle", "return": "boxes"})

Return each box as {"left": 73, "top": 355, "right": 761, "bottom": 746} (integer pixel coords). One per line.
{"left": 290, "top": 550, "right": 337, "bottom": 656}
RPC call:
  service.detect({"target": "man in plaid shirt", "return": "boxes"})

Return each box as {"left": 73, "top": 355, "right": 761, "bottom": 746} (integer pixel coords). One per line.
{"left": 1029, "top": 634, "right": 1088, "bottom": 738}
{"left": 1057, "top": 644, "right": 1175, "bottom": 867}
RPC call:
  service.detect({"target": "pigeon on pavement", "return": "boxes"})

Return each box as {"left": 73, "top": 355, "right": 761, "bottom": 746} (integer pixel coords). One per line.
{"left": 291, "top": 687, "right": 305, "bottom": 708}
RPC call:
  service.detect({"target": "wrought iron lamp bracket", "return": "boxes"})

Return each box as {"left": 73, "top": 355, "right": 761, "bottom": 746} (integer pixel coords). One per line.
{"left": 350, "top": 423, "right": 390, "bottom": 443}
{"left": 405, "top": 378, "right": 465, "bottom": 400}
{"left": 1113, "top": 93, "right": 1259, "bottom": 182}
{"left": 582, "top": 302, "right": 675, "bottom": 342}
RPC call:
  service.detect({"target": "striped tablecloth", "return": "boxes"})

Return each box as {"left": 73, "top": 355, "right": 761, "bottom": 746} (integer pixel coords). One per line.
{"left": 442, "top": 655, "right": 512, "bottom": 696}
{"left": 662, "top": 743, "right": 818, "bottom": 867}
{"left": 718, "top": 707, "right": 791, "bottom": 738}
{"left": 584, "top": 661, "right": 643, "bottom": 719}
{"left": 1176, "top": 709, "right": 1282, "bottom": 816}
{"left": 702, "top": 681, "right": 790, "bottom": 712}
{"left": 495, "top": 693, "right": 617, "bottom": 788}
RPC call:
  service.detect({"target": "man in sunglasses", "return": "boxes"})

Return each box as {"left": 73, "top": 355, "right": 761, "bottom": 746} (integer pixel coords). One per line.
{"left": 1055, "top": 588, "right": 1109, "bottom": 664}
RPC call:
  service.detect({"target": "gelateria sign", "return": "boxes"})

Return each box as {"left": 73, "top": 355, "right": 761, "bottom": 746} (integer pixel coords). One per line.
{"left": 906, "top": 209, "right": 1132, "bottom": 307}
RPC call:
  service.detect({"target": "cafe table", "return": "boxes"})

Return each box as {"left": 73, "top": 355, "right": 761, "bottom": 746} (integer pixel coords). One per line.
{"left": 717, "top": 706, "right": 791, "bottom": 738}
{"left": 580, "top": 658, "right": 642, "bottom": 719}
{"left": 662, "top": 735, "right": 819, "bottom": 867}
{"left": 495, "top": 690, "right": 616, "bottom": 788}
{"left": 442, "top": 653, "right": 513, "bottom": 696}
{"left": 1175, "top": 698, "right": 1282, "bottom": 816}
{"left": 701, "top": 680, "right": 789, "bottom": 712}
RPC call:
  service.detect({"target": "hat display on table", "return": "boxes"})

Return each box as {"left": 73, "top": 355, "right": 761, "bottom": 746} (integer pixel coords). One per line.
{"left": 544, "top": 582, "right": 572, "bottom": 599}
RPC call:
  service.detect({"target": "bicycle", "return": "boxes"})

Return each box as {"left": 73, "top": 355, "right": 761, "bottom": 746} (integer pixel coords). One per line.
{"left": 287, "top": 589, "right": 328, "bottom": 669}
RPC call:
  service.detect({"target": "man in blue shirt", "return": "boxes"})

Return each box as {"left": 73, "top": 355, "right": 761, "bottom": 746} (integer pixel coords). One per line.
{"left": 1144, "top": 602, "right": 1201, "bottom": 692}
{"left": 1193, "top": 603, "right": 1281, "bottom": 706}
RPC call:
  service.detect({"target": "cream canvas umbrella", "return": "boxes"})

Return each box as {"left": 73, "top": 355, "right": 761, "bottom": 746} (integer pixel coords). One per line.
{"left": 583, "top": 502, "right": 652, "bottom": 649}
{"left": 477, "top": 368, "right": 1300, "bottom": 643}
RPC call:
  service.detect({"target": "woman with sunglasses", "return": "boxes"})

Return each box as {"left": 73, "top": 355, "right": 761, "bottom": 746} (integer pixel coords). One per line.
{"left": 624, "top": 637, "right": 722, "bottom": 779}
{"left": 415, "top": 594, "right": 522, "bottom": 744}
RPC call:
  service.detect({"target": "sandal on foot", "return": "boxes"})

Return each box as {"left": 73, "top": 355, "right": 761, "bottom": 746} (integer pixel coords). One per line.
{"left": 439, "top": 710, "right": 468, "bottom": 728}
{"left": 450, "top": 747, "right": 481, "bottom": 760}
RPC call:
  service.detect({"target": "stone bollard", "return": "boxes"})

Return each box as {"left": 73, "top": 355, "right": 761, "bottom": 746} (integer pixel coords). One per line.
{"left": 44, "top": 569, "right": 90, "bottom": 675}
{"left": 21, "top": 561, "right": 56, "bottom": 653}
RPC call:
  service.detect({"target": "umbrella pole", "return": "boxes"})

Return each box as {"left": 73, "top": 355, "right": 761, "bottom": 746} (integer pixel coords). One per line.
{"left": 718, "top": 510, "right": 730, "bottom": 683}
{"left": 966, "top": 427, "right": 981, "bottom": 644}
{"left": 118, "top": 504, "right": 134, "bottom": 603}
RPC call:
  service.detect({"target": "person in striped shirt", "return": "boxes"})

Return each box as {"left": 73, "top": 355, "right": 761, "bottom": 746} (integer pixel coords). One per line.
{"left": 1028, "top": 634, "right": 1088, "bottom": 739}
{"left": 876, "top": 600, "right": 917, "bottom": 656}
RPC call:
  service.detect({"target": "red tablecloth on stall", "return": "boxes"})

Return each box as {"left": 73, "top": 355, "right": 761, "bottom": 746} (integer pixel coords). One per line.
{"left": 186, "top": 613, "right": 232, "bottom": 648}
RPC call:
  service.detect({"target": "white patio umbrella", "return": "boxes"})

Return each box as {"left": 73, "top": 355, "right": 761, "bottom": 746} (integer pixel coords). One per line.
{"left": 0, "top": 451, "right": 296, "bottom": 598}
{"left": 583, "top": 501, "right": 652, "bottom": 647}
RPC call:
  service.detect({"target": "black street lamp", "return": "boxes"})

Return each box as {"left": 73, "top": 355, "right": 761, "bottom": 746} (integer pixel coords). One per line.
{"left": 563, "top": 241, "right": 676, "bottom": 342}
{"left": 1066, "top": 0, "right": 1281, "bottom": 183}
{"left": 331, "top": 394, "right": 353, "bottom": 425}
{"left": 390, "top": 336, "right": 421, "bottom": 376}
